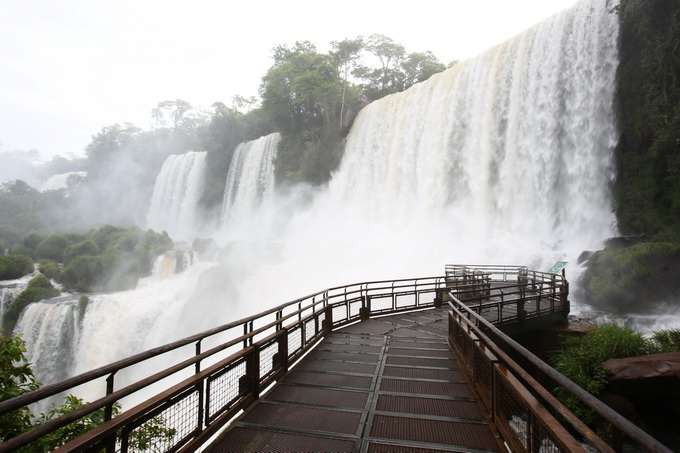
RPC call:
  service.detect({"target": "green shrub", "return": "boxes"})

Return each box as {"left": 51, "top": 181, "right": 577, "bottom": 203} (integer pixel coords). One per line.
{"left": 582, "top": 241, "right": 680, "bottom": 312}
{"left": 0, "top": 255, "right": 34, "bottom": 280}
{"left": 552, "top": 324, "right": 653, "bottom": 426}
{"left": 27, "top": 274, "right": 52, "bottom": 289}
{"left": 0, "top": 225, "right": 22, "bottom": 251}
{"left": 38, "top": 261, "right": 62, "bottom": 280}
{"left": 63, "top": 240, "right": 100, "bottom": 263}
{"left": 651, "top": 329, "right": 680, "bottom": 353}
{"left": 59, "top": 256, "right": 102, "bottom": 292}
{"left": 21, "top": 232, "right": 44, "bottom": 250}
{"left": 36, "top": 235, "right": 71, "bottom": 263}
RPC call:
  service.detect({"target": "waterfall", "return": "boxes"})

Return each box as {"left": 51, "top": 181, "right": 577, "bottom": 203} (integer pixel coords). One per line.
{"left": 220, "top": 132, "right": 280, "bottom": 227}
{"left": 17, "top": 0, "right": 623, "bottom": 390}
{"left": 40, "top": 171, "right": 86, "bottom": 192}
{"left": 146, "top": 151, "right": 207, "bottom": 242}
{"left": 14, "top": 297, "right": 84, "bottom": 384}
{"left": 331, "top": 0, "right": 619, "bottom": 258}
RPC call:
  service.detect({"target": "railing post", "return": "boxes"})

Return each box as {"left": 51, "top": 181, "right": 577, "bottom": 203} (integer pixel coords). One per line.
{"left": 104, "top": 373, "right": 116, "bottom": 453}
{"left": 195, "top": 340, "right": 202, "bottom": 374}
{"left": 360, "top": 295, "right": 370, "bottom": 319}
{"left": 241, "top": 345, "right": 261, "bottom": 401}
{"left": 434, "top": 289, "right": 443, "bottom": 308}
{"left": 322, "top": 305, "right": 333, "bottom": 334}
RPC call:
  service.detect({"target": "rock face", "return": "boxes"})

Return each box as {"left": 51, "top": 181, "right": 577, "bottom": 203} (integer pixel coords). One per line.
{"left": 603, "top": 352, "right": 680, "bottom": 396}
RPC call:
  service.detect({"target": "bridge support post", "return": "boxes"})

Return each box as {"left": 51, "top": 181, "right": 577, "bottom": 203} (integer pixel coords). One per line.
{"left": 322, "top": 305, "right": 333, "bottom": 335}
{"left": 434, "top": 289, "right": 443, "bottom": 308}
{"left": 360, "top": 296, "right": 370, "bottom": 319}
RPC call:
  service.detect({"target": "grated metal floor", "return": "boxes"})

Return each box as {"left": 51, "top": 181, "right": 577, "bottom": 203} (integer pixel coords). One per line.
{"left": 207, "top": 308, "right": 503, "bottom": 452}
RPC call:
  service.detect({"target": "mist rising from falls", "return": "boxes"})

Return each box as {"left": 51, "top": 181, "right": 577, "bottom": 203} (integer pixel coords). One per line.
{"left": 146, "top": 151, "right": 207, "bottom": 242}
{"left": 220, "top": 132, "right": 280, "bottom": 227}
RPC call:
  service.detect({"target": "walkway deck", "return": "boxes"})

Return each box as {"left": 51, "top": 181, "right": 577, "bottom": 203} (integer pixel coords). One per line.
{"left": 207, "top": 307, "right": 503, "bottom": 452}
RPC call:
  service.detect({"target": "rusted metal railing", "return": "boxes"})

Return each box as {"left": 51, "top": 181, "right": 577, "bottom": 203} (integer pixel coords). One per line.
{"left": 1, "top": 275, "right": 458, "bottom": 452}
{"left": 446, "top": 285, "right": 671, "bottom": 453}
{"left": 1, "top": 264, "right": 667, "bottom": 452}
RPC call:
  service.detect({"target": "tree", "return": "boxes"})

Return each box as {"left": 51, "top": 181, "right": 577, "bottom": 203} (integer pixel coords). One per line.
{"left": 400, "top": 51, "right": 447, "bottom": 90}
{"left": 330, "top": 37, "right": 365, "bottom": 128}
{"left": 355, "top": 34, "right": 407, "bottom": 100}
{"left": 0, "top": 331, "right": 39, "bottom": 443}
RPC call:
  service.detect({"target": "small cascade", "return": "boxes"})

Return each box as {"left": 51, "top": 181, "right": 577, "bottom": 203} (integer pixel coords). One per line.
{"left": 136, "top": 248, "right": 195, "bottom": 288}
{"left": 146, "top": 151, "right": 208, "bottom": 242}
{"left": 40, "top": 171, "right": 86, "bottom": 192}
{"left": 1, "top": 274, "right": 35, "bottom": 322}
{"left": 220, "top": 133, "right": 280, "bottom": 226}
{"left": 13, "top": 296, "right": 84, "bottom": 384}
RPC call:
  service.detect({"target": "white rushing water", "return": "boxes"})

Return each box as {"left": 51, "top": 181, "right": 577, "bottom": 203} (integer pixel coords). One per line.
{"left": 18, "top": 0, "right": 623, "bottom": 390}
{"left": 220, "top": 132, "right": 280, "bottom": 227}
{"left": 40, "top": 171, "right": 87, "bottom": 193}
{"left": 146, "top": 151, "right": 207, "bottom": 242}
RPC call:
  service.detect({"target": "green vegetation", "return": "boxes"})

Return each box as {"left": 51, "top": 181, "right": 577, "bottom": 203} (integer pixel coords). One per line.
{"left": 0, "top": 255, "right": 33, "bottom": 280}
{"left": 0, "top": 331, "right": 175, "bottom": 451}
{"left": 260, "top": 36, "right": 447, "bottom": 185}
{"left": 582, "top": 242, "right": 680, "bottom": 312}
{"left": 552, "top": 324, "right": 680, "bottom": 426}
{"left": 2, "top": 275, "right": 60, "bottom": 332}
{"left": 581, "top": 0, "right": 680, "bottom": 310}
{"left": 615, "top": 0, "right": 680, "bottom": 236}
{"left": 56, "top": 225, "right": 173, "bottom": 292}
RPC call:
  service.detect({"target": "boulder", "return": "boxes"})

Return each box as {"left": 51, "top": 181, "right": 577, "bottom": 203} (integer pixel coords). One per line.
{"left": 603, "top": 352, "right": 680, "bottom": 397}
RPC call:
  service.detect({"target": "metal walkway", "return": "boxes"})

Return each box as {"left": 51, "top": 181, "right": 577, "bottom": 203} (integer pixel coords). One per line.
{"left": 207, "top": 307, "right": 502, "bottom": 452}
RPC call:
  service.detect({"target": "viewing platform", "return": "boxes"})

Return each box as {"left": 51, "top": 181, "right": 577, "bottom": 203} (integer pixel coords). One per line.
{"left": 208, "top": 306, "right": 499, "bottom": 452}
{"left": 0, "top": 265, "right": 671, "bottom": 453}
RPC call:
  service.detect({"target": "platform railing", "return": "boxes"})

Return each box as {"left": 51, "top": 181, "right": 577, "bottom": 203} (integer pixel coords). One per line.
{"left": 0, "top": 264, "right": 619, "bottom": 453}
{"left": 446, "top": 294, "right": 672, "bottom": 453}
{"left": 1, "top": 273, "right": 467, "bottom": 452}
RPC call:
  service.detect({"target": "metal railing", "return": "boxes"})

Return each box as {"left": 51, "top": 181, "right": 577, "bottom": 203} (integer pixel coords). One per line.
{"left": 446, "top": 289, "right": 671, "bottom": 453}
{"left": 1, "top": 274, "right": 458, "bottom": 452}
{"left": 1, "top": 264, "right": 667, "bottom": 452}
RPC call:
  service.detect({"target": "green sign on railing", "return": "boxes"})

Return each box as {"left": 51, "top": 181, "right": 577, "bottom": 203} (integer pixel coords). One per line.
{"left": 547, "top": 261, "right": 568, "bottom": 274}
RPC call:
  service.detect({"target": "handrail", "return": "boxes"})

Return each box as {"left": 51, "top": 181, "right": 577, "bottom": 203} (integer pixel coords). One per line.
{"left": 2, "top": 264, "right": 664, "bottom": 452}
{"left": 446, "top": 294, "right": 672, "bottom": 453}
{"left": 1, "top": 271, "right": 463, "bottom": 452}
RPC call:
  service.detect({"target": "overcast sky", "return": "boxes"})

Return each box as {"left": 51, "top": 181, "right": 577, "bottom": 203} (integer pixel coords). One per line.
{"left": 1, "top": 0, "right": 578, "bottom": 161}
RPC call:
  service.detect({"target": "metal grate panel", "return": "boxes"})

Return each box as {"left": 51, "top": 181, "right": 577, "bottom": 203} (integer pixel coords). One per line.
{"left": 209, "top": 427, "right": 355, "bottom": 452}
{"left": 389, "top": 340, "right": 449, "bottom": 350}
{"left": 382, "top": 365, "right": 465, "bottom": 382}
{"left": 336, "top": 319, "right": 395, "bottom": 335}
{"left": 367, "top": 441, "right": 469, "bottom": 452}
{"left": 376, "top": 394, "right": 484, "bottom": 420}
{"left": 379, "top": 378, "right": 473, "bottom": 398}
{"left": 241, "top": 402, "right": 362, "bottom": 435}
{"left": 369, "top": 415, "right": 499, "bottom": 451}
{"left": 206, "top": 360, "right": 247, "bottom": 421}
{"left": 319, "top": 342, "right": 383, "bottom": 354}
{"left": 296, "top": 359, "right": 377, "bottom": 375}
{"left": 387, "top": 347, "right": 452, "bottom": 358}
{"left": 307, "top": 350, "right": 380, "bottom": 363}
{"left": 284, "top": 370, "right": 374, "bottom": 390}
{"left": 267, "top": 385, "right": 369, "bottom": 409}
{"left": 385, "top": 356, "right": 457, "bottom": 369}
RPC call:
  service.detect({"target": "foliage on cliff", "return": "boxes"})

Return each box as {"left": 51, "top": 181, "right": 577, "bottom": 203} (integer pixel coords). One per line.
{"left": 582, "top": 241, "right": 680, "bottom": 312}
{"left": 551, "top": 324, "right": 680, "bottom": 427}
{"left": 2, "top": 275, "right": 60, "bottom": 334}
{"left": 615, "top": 0, "right": 680, "bottom": 236}
{"left": 581, "top": 0, "right": 680, "bottom": 311}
